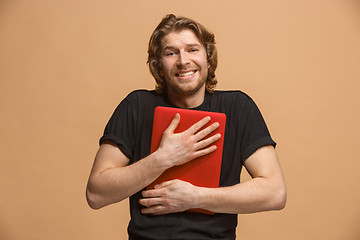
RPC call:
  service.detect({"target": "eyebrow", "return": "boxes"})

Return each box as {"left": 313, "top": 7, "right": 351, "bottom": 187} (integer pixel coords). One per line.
{"left": 162, "top": 43, "right": 202, "bottom": 51}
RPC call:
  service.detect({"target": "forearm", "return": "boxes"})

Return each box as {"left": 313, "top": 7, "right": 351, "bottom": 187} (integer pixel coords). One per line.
{"left": 196, "top": 177, "right": 287, "bottom": 214}
{"left": 86, "top": 150, "right": 169, "bottom": 209}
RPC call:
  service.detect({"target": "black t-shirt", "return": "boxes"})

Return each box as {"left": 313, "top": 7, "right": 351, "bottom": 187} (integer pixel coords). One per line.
{"left": 100, "top": 90, "right": 276, "bottom": 240}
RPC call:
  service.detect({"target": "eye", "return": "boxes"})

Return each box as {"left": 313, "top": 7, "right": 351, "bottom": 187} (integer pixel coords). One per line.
{"left": 167, "top": 52, "right": 175, "bottom": 56}
{"left": 190, "top": 48, "right": 198, "bottom": 52}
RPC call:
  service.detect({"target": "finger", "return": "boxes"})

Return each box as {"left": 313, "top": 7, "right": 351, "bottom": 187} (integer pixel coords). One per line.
{"left": 141, "top": 204, "right": 168, "bottom": 215}
{"left": 192, "top": 145, "right": 218, "bottom": 159}
{"left": 164, "top": 113, "right": 180, "bottom": 134}
{"left": 154, "top": 179, "right": 176, "bottom": 189}
{"left": 194, "top": 122, "right": 220, "bottom": 142}
{"left": 185, "top": 116, "right": 211, "bottom": 135}
{"left": 142, "top": 188, "right": 163, "bottom": 198}
{"left": 141, "top": 201, "right": 179, "bottom": 215}
{"left": 194, "top": 133, "right": 221, "bottom": 150}
{"left": 138, "top": 197, "right": 160, "bottom": 207}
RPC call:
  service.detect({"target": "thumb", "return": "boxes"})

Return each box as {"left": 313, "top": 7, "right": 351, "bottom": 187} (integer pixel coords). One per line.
{"left": 164, "top": 113, "right": 180, "bottom": 134}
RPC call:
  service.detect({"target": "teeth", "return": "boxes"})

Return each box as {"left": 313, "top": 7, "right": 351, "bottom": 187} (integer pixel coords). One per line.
{"left": 177, "top": 71, "right": 195, "bottom": 77}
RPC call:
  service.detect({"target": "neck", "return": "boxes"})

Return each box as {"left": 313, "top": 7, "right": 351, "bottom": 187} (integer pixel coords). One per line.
{"left": 167, "top": 88, "right": 205, "bottom": 109}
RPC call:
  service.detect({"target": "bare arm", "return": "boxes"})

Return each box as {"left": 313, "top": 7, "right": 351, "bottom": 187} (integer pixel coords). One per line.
{"left": 86, "top": 142, "right": 167, "bottom": 209}
{"left": 139, "top": 145, "right": 286, "bottom": 214}
{"left": 198, "top": 145, "right": 287, "bottom": 213}
{"left": 86, "top": 114, "right": 221, "bottom": 209}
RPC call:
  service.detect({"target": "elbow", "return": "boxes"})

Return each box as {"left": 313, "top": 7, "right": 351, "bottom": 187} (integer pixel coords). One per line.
{"left": 272, "top": 187, "right": 287, "bottom": 210}
{"left": 86, "top": 187, "right": 104, "bottom": 210}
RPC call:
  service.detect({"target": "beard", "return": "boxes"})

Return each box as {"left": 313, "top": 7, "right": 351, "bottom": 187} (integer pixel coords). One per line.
{"left": 165, "top": 67, "right": 208, "bottom": 97}
{"left": 169, "top": 77, "right": 206, "bottom": 96}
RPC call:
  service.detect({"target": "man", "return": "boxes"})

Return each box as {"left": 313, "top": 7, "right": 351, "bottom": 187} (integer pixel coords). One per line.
{"left": 86, "top": 14, "right": 286, "bottom": 239}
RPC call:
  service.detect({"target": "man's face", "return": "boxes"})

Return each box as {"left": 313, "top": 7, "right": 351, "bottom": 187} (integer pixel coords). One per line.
{"left": 159, "top": 29, "right": 209, "bottom": 97}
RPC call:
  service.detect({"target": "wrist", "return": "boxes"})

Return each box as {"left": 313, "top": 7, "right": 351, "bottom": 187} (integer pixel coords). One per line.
{"left": 152, "top": 148, "right": 173, "bottom": 171}
{"left": 195, "top": 186, "right": 222, "bottom": 212}
{"left": 194, "top": 186, "right": 209, "bottom": 210}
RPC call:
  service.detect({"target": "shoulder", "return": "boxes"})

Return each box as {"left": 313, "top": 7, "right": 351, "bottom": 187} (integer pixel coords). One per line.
{"left": 119, "top": 89, "right": 167, "bottom": 116}
{"left": 211, "top": 90, "right": 253, "bottom": 107}
{"left": 126, "top": 89, "right": 158, "bottom": 99}
{"left": 213, "top": 90, "right": 251, "bottom": 99}
{"left": 123, "top": 89, "right": 161, "bottom": 104}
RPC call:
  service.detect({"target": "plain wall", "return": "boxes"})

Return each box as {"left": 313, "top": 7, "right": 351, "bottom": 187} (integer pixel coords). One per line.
{"left": 1, "top": 0, "right": 360, "bottom": 239}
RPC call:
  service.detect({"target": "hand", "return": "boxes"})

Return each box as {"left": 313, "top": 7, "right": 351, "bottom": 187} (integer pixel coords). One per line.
{"left": 156, "top": 114, "right": 221, "bottom": 168}
{"left": 139, "top": 179, "right": 198, "bottom": 215}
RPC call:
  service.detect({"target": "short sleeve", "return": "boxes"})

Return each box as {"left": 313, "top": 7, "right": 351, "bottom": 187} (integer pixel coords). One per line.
{"left": 99, "top": 97, "right": 136, "bottom": 160}
{"left": 240, "top": 98, "right": 276, "bottom": 161}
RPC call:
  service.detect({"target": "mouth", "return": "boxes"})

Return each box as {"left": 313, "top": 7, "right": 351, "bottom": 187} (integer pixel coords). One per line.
{"left": 175, "top": 70, "right": 197, "bottom": 77}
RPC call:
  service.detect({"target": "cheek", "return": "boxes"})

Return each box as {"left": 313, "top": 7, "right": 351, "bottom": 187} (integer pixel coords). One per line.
{"left": 161, "top": 60, "right": 174, "bottom": 73}
{"left": 196, "top": 53, "right": 209, "bottom": 69}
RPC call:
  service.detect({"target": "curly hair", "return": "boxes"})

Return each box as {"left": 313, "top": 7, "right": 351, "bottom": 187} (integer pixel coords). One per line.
{"left": 147, "top": 14, "right": 218, "bottom": 93}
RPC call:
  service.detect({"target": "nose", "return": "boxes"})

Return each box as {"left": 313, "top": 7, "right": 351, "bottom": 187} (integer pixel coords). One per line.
{"left": 177, "top": 51, "right": 189, "bottom": 67}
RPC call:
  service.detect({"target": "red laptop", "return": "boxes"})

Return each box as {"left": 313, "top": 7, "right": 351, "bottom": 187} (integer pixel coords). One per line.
{"left": 147, "top": 106, "right": 226, "bottom": 214}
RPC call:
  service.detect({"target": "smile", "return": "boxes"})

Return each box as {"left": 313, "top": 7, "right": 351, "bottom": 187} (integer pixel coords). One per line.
{"left": 175, "top": 70, "right": 196, "bottom": 77}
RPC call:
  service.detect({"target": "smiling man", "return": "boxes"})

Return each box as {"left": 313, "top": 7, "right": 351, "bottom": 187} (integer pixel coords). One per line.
{"left": 160, "top": 29, "right": 209, "bottom": 108}
{"left": 86, "top": 14, "right": 286, "bottom": 240}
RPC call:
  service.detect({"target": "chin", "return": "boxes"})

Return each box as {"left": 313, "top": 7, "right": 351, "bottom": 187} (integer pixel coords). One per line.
{"left": 176, "top": 82, "right": 205, "bottom": 95}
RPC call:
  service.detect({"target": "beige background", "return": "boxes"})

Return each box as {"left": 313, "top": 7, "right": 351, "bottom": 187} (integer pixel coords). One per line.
{"left": 1, "top": 0, "right": 360, "bottom": 239}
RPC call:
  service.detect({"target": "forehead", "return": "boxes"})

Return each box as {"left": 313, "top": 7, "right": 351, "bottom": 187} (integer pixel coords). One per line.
{"left": 161, "top": 29, "right": 202, "bottom": 49}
